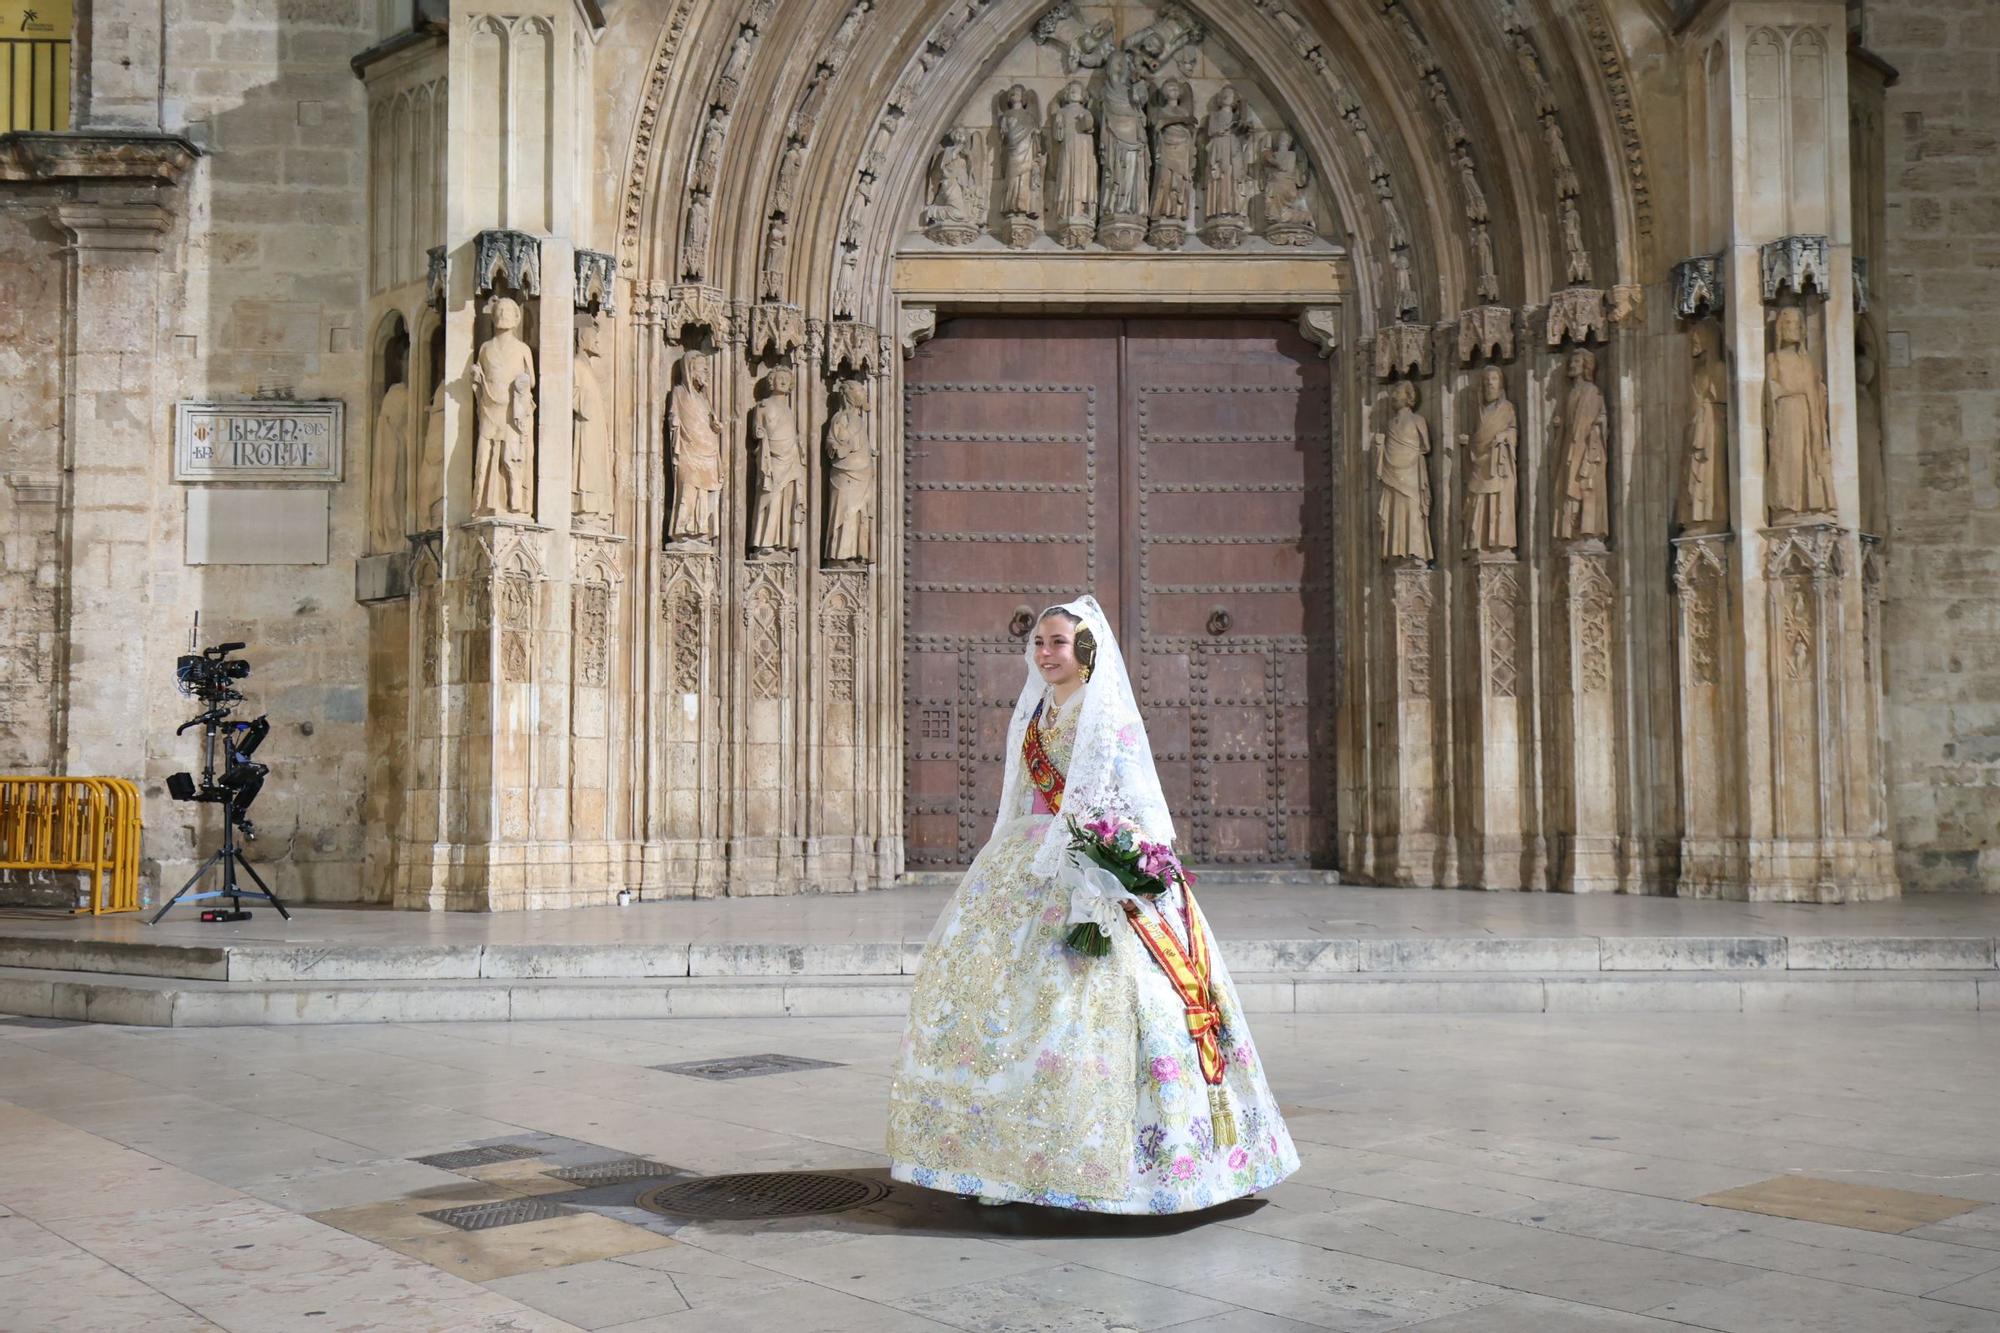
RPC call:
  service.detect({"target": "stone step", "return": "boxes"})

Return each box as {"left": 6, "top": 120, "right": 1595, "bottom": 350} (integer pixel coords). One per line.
{"left": 0, "top": 964, "right": 1993, "bottom": 1028}
{"left": 0, "top": 931, "right": 1992, "bottom": 985}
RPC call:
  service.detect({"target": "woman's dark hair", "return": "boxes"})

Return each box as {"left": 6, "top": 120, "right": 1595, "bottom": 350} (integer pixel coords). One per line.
{"left": 1037, "top": 606, "right": 1096, "bottom": 676}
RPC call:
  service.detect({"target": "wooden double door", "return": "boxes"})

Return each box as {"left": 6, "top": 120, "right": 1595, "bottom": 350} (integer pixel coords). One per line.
{"left": 903, "top": 317, "right": 1338, "bottom": 868}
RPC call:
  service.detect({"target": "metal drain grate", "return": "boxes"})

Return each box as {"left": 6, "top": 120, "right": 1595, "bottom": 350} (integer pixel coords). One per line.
{"left": 420, "top": 1197, "right": 573, "bottom": 1231}
{"left": 410, "top": 1144, "right": 546, "bottom": 1170}
{"left": 636, "top": 1171, "right": 890, "bottom": 1221}
{"left": 650, "top": 1053, "right": 843, "bottom": 1080}
{"left": 546, "top": 1157, "right": 679, "bottom": 1188}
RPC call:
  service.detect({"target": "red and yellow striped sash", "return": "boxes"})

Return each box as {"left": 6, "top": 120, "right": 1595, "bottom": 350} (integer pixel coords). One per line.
{"left": 1122, "top": 887, "right": 1239, "bottom": 1146}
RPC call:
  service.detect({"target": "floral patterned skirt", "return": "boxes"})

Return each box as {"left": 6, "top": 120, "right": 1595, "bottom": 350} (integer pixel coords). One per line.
{"left": 887, "top": 815, "right": 1300, "bottom": 1214}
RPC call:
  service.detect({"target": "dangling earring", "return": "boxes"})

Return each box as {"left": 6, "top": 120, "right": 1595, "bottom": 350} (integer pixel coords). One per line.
{"left": 1079, "top": 660, "right": 1093, "bottom": 683}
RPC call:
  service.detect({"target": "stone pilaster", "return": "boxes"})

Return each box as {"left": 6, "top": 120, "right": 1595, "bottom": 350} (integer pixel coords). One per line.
{"left": 1672, "top": 535, "right": 1739, "bottom": 893}
{"left": 1374, "top": 559, "right": 1440, "bottom": 885}
{"left": 1463, "top": 554, "right": 1532, "bottom": 889}
{"left": 1552, "top": 544, "right": 1620, "bottom": 891}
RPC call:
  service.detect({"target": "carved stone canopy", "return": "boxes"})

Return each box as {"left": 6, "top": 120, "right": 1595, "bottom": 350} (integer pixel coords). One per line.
{"left": 1545, "top": 287, "right": 1608, "bottom": 348}
{"left": 751, "top": 301, "right": 807, "bottom": 362}
{"left": 663, "top": 283, "right": 729, "bottom": 346}
{"left": 826, "top": 321, "right": 881, "bottom": 377}
{"left": 475, "top": 229, "right": 542, "bottom": 297}
{"left": 1457, "top": 305, "right": 1514, "bottom": 365}
{"left": 1374, "top": 322, "right": 1433, "bottom": 380}
{"left": 575, "top": 249, "right": 617, "bottom": 314}
{"left": 1673, "top": 254, "right": 1723, "bottom": 319}
{"left": 1760, "top": 234, "right": 1831, "bottom": 303}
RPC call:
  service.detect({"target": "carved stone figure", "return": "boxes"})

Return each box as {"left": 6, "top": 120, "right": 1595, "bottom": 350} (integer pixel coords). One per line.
{"left": 1453, "top": 143, "right": 1487, "bottom": 223}
{"left": 693, "top": 105, "right": 727, "bottom": 194}
{"left": 751, "top": 367, "right": 806, "bottom": 551}
{"left": 824, "top": 377, "right": 875, "bottom": 563}
{"left": 369, "top": 351, "right": 409, "bottom": 553}
{"left": 1462, "top": 366, "right": 1518, "bottom": 553}
{"left": 832, "top": 246, "right": 860, "bottom": 320}
{"left": 682, "top": 192, "right": 710, "bottom": 280}
{"left": 1147, "top": 79, "right": 1196, "bottom": 249}
{"left": 1856, "top": 323, "right": 1885, "bottom": 536}
{"left": 1097, "top": 70, "right": 1150, "bottom": 248}
{"left": 759, "top": 215, "right": 789, "bottom": 303}
{"left": 1766, "top": 306, "right": 1834, "bottom": 524}
{"left": 470, "top": 296, "right": 536, "bottom": 518}
{"left": 1554, "top": 348, "right": 1610, "bottom": 542}
{"left": 996, "top": 84, "right": 1043, "bottom": 247}
{"left": 1390, "top": 248, "right": 1419, "bottom": 320}
{"left": 1259, "top": 128, "right": 1314, "bottom": 245}
{"left": 1375, "top": 381, "right": 1433, "bottom": 561}
{"left": 1680, "top": 320, "right": 1729, "bottom": 533}
{"left": 667, "top": 356, "right": 722, "bottom": 541}
{"left": 1560, "top": 199, "right": 1592, "bottom": 285}
{"left": 1126, "top": 3, "right": 1207, "bottom": 76}
{"left": 1201, "top": 86, "right": 1250, "bottom": 247}
{"left": 921, "top": 127, "right": 987, "bottom": 245}
{"left": 1049, "top": 81, "right": 1097, "bottom": 248}
{"left": 717, "top": 26, "right": 754, "bottom": 106}
{"left": 772, "top": 139, "right": 805, "bottom": 215}
{"left": 415, "top": 377, "right": 445, "bottom": 531}
{"left": 572, "top": 317, "right": 614, "bottom": 529}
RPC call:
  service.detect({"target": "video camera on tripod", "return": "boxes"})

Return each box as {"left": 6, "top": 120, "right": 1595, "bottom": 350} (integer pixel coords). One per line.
{"left": 152, "top": 616, "right": 290, "bottom": 924}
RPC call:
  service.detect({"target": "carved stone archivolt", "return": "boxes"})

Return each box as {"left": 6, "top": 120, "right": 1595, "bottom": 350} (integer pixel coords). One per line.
{"left": 1496, "top": 0, "right": 1595, "bottom": 287}
{"left": 1384, "top": 0, "right": 1500, "bottom": 303}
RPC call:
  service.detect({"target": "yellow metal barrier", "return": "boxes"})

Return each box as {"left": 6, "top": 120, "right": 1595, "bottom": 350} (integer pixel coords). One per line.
{"left": 0, "top": 777, "right": 143, "bottom": 915}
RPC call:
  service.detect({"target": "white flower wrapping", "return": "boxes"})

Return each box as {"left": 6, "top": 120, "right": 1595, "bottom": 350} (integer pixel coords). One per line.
{"left": 1063, "top": 858, "right": 1131, "bottom": 934}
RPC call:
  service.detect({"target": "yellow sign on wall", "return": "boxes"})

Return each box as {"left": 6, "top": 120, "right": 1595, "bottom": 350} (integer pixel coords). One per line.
{"left": 1, "top": 0, "right": 72, "bottom": 132}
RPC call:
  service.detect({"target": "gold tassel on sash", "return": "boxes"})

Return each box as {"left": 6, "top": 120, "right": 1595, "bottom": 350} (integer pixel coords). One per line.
{"left": 1122, "top": 888, "right": 1243, "bottom": 1153}
{"left": 1208, "top": 1084, "right": 1239, "bottom": 1149}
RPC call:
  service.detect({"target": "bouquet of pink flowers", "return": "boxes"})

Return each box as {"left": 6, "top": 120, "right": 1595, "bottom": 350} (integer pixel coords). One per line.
{"left": 1062, "top": 813, "right": 1193, "bottom": 956}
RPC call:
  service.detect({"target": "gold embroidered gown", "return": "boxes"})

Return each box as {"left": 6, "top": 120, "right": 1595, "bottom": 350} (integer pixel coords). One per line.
{"left": 887, "top": 689, "right": 1301, "bottom": 1213}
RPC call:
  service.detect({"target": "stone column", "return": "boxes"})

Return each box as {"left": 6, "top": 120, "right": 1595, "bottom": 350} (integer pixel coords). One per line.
{"left": 1679, "top": 0, "right": 1895, "bottom": 900}
{"left": 55, "top": 201, "right": 173, "bottom": 780}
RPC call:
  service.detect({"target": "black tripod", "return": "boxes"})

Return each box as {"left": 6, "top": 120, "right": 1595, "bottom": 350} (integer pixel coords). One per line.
{"left": 151, "top": 697, "right": 291, "bottom": 925}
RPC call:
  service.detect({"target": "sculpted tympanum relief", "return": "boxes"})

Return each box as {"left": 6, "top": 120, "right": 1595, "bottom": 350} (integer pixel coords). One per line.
{"left": 470, "top": 296, "right": 536, "bottom": 519}
{"left": 1680, "top": 321, "right": 1729, "bottom": 534}
{"left": 1461, "top": 365, "right": 1517, "bottom": 553}
{"left": 1375, "top": 380, "right": 1433, "bottom": 562}
{"left": 667, "top": 356, "right": 722, "bottom": 542}
{"left": 750, "top": 366, "right": 806, "bottom": 552}
{"left": 906, "top": 16, "right": 1320, "bottom": 255}
{"left": 571, "top": 316, "right": 614, "bottom": 530}
{"left": 1553, "top": 348, "right": 1609, "bottom": 543}
{"left": 824, "top": 377, "right": 875, "bottom": 564}
{"left": 1766, "top": 307, "right": 1835, "bottom": 525}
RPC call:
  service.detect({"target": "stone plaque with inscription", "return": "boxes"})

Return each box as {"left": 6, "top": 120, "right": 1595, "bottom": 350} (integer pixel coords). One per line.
{"left": 174, "top": 401, "right": 345, "bottom": 483}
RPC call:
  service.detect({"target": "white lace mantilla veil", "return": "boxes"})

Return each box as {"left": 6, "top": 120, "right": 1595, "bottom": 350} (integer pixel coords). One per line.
{"left": 991, "top": 594, "right": 1177, "bottom": 879}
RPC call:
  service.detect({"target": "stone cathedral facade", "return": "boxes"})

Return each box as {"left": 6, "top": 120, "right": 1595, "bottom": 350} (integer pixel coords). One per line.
{"left": 4, "top": 0, "right": 1985, "bottom": 909}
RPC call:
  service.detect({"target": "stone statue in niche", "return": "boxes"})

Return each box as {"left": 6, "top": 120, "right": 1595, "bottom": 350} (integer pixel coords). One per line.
{"left": 693, "top": 104, "right": 728, "bottom": 194}
{"left": 1856, "top": 323, "right": 1886, "bottom": 536}
{"left": 772, "top": 139, "right": 805, "bottom": 216}
{"left": 750, "top": 366, "right": 806, "bottom": 551}
{"left": 571, "top": 316, "right": 614, "bottom": 530}
{"left": 1560, "top": 199, "right": 1592, "bottom": 285}
{"left": 1765, "top": 306, "right": 1835, "bottom": 525}
{"left": 1146, "top": 78, "right": 1196, "bottom": 250}
{"left": 1461, "top": 365, "right": 1518, "bottom": 553}
{"left": 1374, "top": 380, "right": 1433, "bottom": 562}
{"left": 667, "top": 355, "right": 722, "bottom": 542}
{"left": 716, "top": 25, "right": 754, "bottom": 106}
{"left": 1259, "top": 128, "right": 1315, "bottom": 245}
{"left": 995, "top": 85, "right": 1043, "bottom": 249}
{"left": 415, "top": 378, "right": 445, "bottom": 531}
{"left": 824, "top": 377, "right": 875, "bottom": 564}
{"left": 1096, "top": 67, "right": 1151, "bottom": 249}
{"left": 1200, "top": 86, "right": 1251, "bottom": 248}
{"left": 470, "top": 296, "right": 536, "bottom": 518}
{"left": 682, "top": 192, "right": 710, "bottom": 280}
{"left": 369, "top": 342, "right": 410, "bottom": 553}
{"left": 921, "top": 128, "right": 988, "bottom": 246}
{"left": 1049, "top": 81, "right": 1097, "bottom": 248}
{"left": 1679, "top": 320, "right": 1729, "bottom": 534}
{"left": 759, "top": 214, "right": 789, "bottom": 303}
{"left": 832, "top": 246, "right": 861, "bottom": 321}
{"left": 1553, "top": 348, "right": 1610, "bottom": 543}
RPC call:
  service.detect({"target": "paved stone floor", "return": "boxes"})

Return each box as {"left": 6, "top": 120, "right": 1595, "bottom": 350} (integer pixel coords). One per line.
{"left": 5, "top": 1010, "right": 2000, "bottom": 1331}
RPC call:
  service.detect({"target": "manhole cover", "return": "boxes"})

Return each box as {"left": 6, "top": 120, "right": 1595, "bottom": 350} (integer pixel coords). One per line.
{"left": 547, "top": 1157, "right": 679, "bottom": 1188}
{"left": 650, "top": 1053, "right": 844, "bottom": 1080}
{"left": 637, "top": 1172, "right": 889, "bottom": 1221}
{"left": 411, "top": 1143, "right": 545, "bottom": 1170}
{"left": 421, "top": 1197, "right": 573, "bottom": 1231}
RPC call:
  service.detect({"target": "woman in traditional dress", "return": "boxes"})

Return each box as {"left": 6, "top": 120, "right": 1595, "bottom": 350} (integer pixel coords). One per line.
{"left": 888, "top": 596, "right": 1300, "bottom": 1214}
